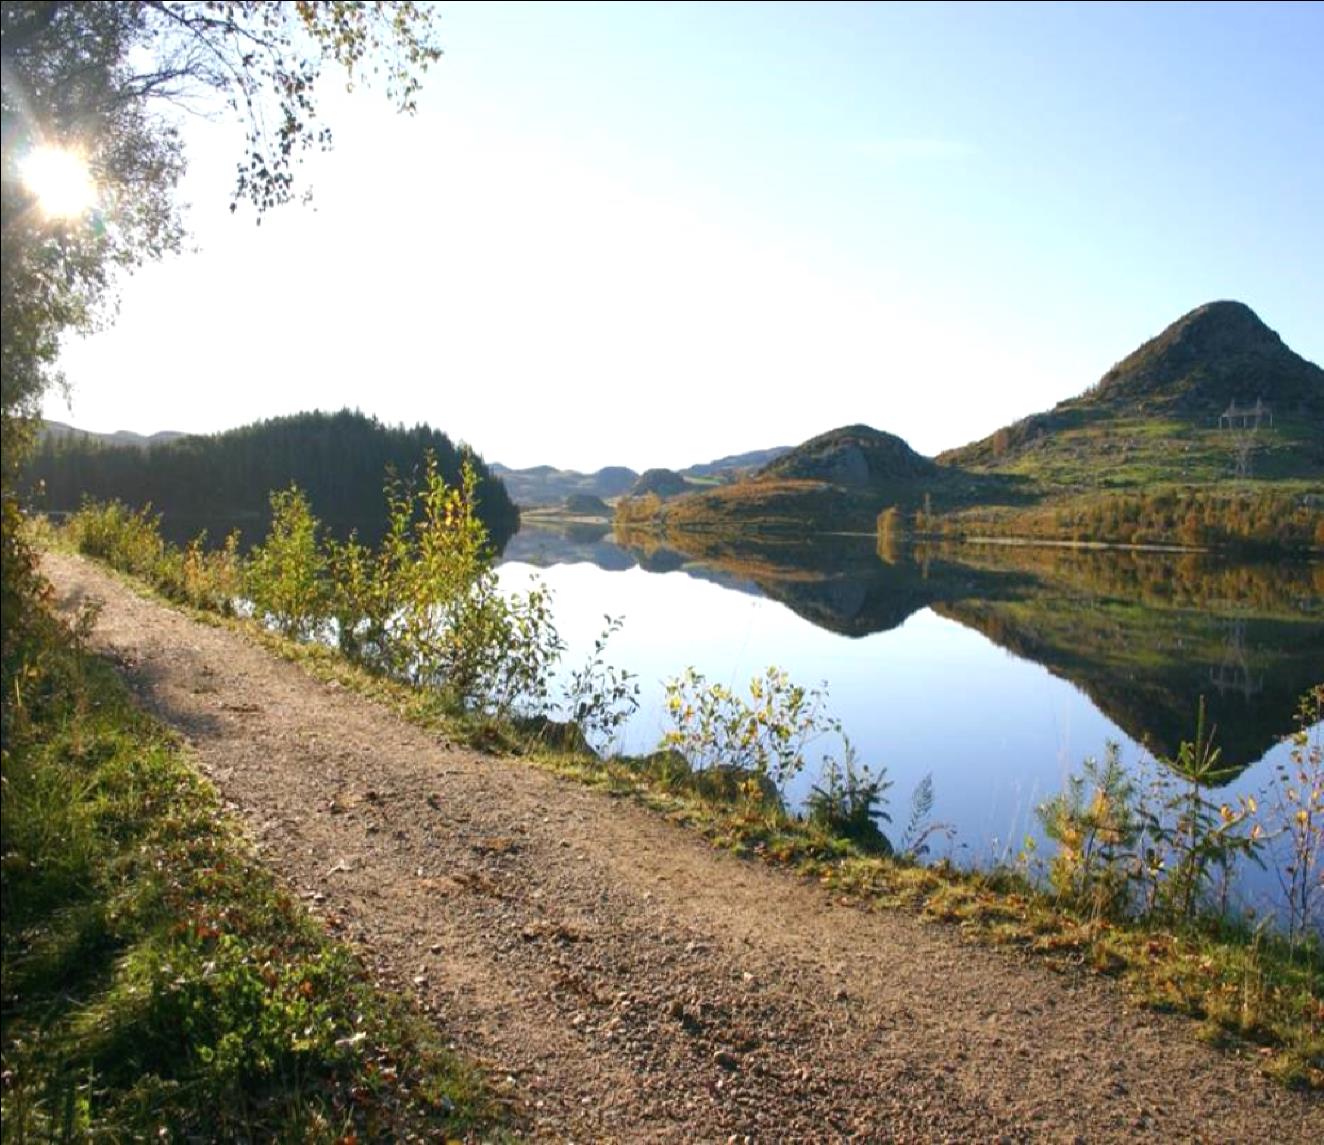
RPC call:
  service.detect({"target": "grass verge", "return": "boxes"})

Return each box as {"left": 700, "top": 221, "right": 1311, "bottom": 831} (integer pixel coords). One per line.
{"left": 0, "top": 596, "right": 500, "bottom": 1141}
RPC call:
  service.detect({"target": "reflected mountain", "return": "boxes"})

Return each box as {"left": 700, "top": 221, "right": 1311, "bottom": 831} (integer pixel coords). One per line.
{"left": 501, "top": 521, "right": 637, "bottom": 571}
{"left": 612, "top": 524, "right": 1031, "bottom": 637}
{"left": 929, "top": 546, "right": 1323, "bottom": 772}
{"left": 518, "top": 523, "right": 1321, "bottom": 776}
{"left": 501, "top": 521, "right": 764, "bottom": 596}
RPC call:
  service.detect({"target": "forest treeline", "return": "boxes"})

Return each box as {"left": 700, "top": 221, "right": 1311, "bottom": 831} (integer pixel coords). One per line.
{"left": 21, "top": 409, "right": 520, "bottom": 546}
{"left": 885, "top": 487, "right": 1324, "bottom": 553}
{"left": 1042, "top": 488, "right": 1324, "bottom": 549}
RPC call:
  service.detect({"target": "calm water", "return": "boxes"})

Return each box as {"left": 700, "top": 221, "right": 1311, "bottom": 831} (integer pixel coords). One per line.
{"left": 499, "top": 523, "right": 1323, "bottom": 916}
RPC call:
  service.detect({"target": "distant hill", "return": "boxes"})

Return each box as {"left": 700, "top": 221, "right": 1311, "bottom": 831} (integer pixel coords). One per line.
{"left": 490, "top": 463, "right": 639, "bottom": 507}
{"left": 562, "top": 493, "right": 612, "bottom": 517}
{"left": 23, "top": 409, "right": 518, "bottom": 546}
{"left": 630, "top": 468, "right": 692, "bottom": 499}
{"left": 491, "top": 446, "right": 789, "bottom": 507}
{"left": 680, "top": 446, "right": 790, "bottom": 479}
{"left": 760, "top": 424, "right": 937, "bottom": 487}
{"left": 41, "top": 420, "right": 187, "bottom": 448}
{"left": 942, "top": 301, "right": 1324, "bottom": 483}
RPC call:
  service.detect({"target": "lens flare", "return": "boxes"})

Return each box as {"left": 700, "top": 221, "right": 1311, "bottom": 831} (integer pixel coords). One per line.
{"left": 22, "top": 146, "right": 96, "bottom": 219}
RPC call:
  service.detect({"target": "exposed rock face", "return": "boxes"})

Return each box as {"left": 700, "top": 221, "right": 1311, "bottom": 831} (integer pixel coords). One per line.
{"left": 759, "top": 424, "right": 937, "bottom": 489}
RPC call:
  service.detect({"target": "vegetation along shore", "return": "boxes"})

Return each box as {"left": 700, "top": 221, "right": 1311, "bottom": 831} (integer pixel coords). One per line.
{"left": 15, "top": 467, "right": 1320, "bottom": 1107}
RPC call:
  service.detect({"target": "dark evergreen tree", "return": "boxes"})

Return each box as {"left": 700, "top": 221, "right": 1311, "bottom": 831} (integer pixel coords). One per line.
{"left": 22, "top": 409, "right": 519, "bottom": 547}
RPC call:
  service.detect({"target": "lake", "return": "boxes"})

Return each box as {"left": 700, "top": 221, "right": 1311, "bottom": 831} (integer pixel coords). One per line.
{"left": 498, "top": 522, "right": 1323, "bottom": 918}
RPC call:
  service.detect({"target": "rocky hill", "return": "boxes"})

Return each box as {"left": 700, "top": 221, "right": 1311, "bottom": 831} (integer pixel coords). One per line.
{"left": 759, "top": 424, "right": 938, "bottom": 487}
{"left": 943, "top": 301, "right": 1324, "bottom": 480}
{"left": 1088, "top": 301, "right": 1324, "bottom": 414}
{"left": 629, "top": 468, "right": 692, "bottom": 499}
{"left": 615, "top": 424, "right": 994, "bottom": 536}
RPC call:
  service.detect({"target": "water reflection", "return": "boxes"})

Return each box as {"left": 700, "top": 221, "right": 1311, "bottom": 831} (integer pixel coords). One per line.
{"left": 507, "top": 521, "right": 1323, "bottom": 780}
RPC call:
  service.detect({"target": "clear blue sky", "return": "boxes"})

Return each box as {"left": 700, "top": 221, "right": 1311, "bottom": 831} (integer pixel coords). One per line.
{"left": 48, "top": 1, "right": 1324, "bottom": 469}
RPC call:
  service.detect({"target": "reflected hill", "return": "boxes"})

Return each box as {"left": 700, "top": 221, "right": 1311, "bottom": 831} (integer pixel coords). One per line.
{"left": 607, "top": 525, "right": 1321, "bottom": 775}
{"left": 500, "top": 522, "right": 764, "bottom": 597}
{"left": 500, "top": 521, "right": 637, "bottom": 571}
{"left": 929, "top": 546, "right": 1323, "bottom": 773}
{"left": 613, "top": 524, "right": 1031, "bottom": 636}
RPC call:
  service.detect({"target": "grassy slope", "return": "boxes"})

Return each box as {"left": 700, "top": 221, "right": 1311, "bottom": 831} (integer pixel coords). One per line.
{"left": 954, "top": 414, "right": 1318, "bottom": 486}
{"left": 0, "top": 603, "right": 499, "bottom": 1141}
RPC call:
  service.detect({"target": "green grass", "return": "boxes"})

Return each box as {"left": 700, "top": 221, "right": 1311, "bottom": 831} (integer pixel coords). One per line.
{"left": 0, "top": 602, "right": 501, "bottom": 1141}
{"left": 945, "top": 406, "right": 1323, "bottom": 489}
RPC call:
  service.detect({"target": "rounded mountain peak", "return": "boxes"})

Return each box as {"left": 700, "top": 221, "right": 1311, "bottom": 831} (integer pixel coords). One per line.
{"left": 760, "top": 424, "right": 935, "bottom": 488}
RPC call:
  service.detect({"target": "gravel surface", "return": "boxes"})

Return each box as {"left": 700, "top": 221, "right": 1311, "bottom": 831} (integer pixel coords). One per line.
{"left": 46, "top": 552, "right": 1321, "bottom": 1143}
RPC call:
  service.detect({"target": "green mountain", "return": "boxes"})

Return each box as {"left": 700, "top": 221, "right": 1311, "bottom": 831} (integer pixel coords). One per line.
{"left": 941, "top": 301, "right": 1324, "bottom": 485}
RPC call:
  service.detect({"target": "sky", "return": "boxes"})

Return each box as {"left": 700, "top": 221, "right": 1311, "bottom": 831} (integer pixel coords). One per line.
{"left": 44, "top": 1, "right": 1324, "bottom": 471}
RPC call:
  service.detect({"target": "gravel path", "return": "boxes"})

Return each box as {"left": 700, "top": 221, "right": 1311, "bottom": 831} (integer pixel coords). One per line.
{"left": 46, "top": 553, "right": 1320, "bottom": 1143}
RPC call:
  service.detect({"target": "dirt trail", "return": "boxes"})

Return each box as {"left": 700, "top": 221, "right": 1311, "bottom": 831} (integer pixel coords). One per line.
{"left": 46, "top": 553, "right": 1319, "bottom": 1143}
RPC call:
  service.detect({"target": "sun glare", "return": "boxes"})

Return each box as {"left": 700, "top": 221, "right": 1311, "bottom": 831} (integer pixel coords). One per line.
{"left": 22, "top": 146, "right": 96, "bottom": 219}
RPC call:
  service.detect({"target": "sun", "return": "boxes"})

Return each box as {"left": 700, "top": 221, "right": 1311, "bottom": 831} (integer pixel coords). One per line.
{"left": 21, "top": 146, "right": 97, "bottom": 219}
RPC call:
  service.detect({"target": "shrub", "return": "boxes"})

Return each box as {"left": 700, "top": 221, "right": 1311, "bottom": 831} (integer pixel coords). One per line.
{"left": 1037, "top": 744, "right": 1140, "bottom": 917}
{"left": 661, "top": 666, "right": 837, "bottom": 790}
{"left": 1265, "top": 685, "right": 1324, "bottom": 942}
{"left": 67, "top": 500, "right": 168, "bottom": 579}
{"left": 806, "top": 737, "right": 893, "bottom": 853}
{"left": 245, "top": 486, "right": 327, "bottom": 639}
{"left": 1038, "top": 703, "right": 1267, "bottom": 925}
{"left": 1146, "top": 702, "right": 1263, "bottom": 922}
{"left": 559, "top": 615, "right": 640, "bottom": 754}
